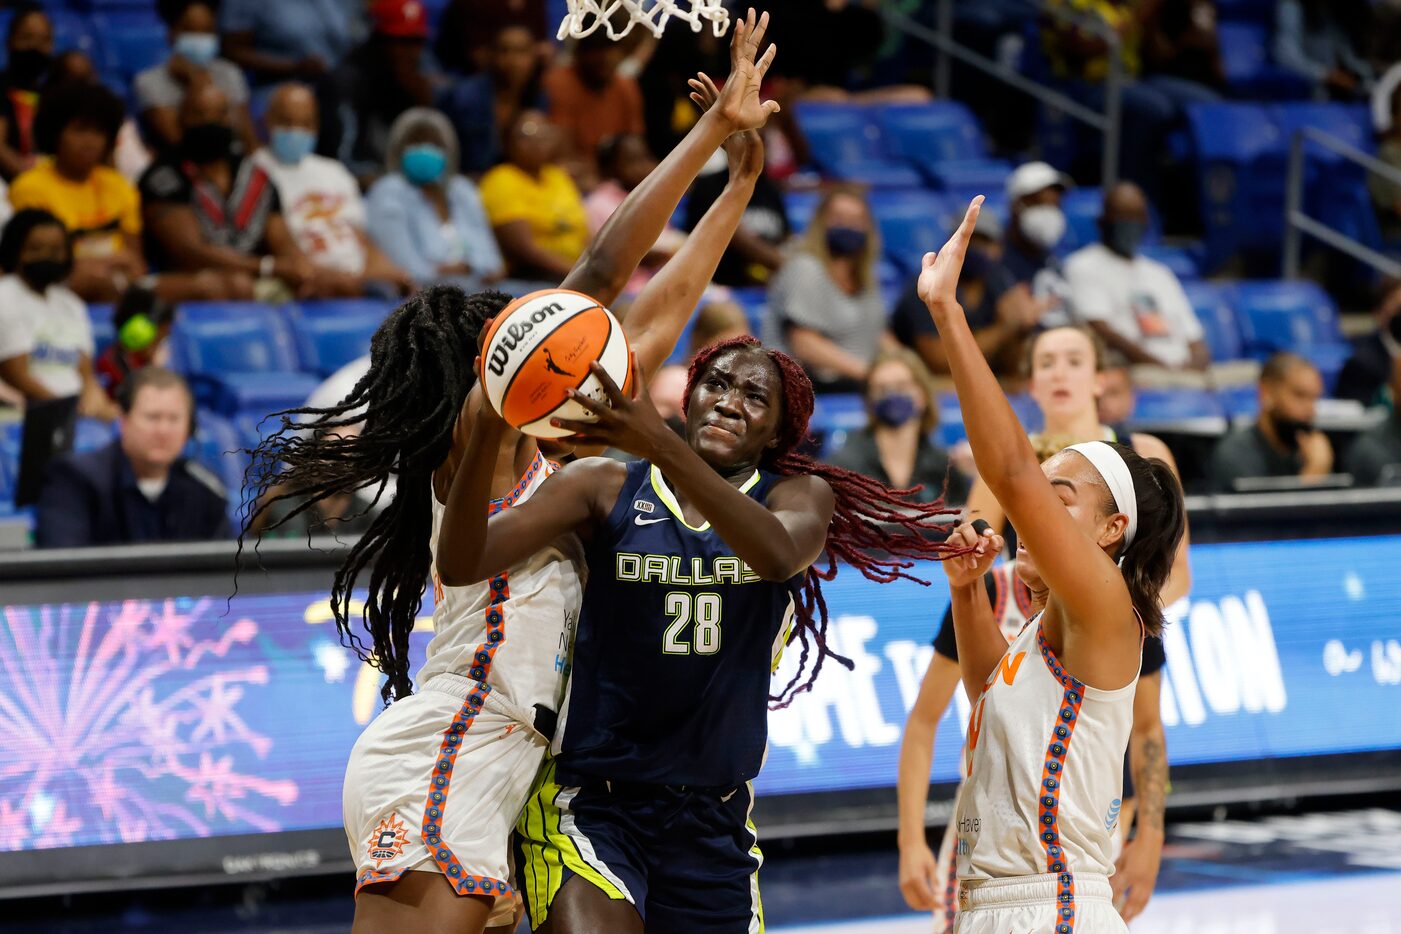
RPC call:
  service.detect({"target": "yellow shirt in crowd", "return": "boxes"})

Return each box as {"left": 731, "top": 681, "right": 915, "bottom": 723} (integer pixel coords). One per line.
{"left": 9, "top": 159, "right": 142, "bottom": 258}
{"left": 478, "top": 163, "right": 588, "bottom": 270}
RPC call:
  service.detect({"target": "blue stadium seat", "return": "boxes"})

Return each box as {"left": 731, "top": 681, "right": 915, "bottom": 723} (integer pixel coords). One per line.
{"left": 935, "top": 391, "right": 965, "bottom": 448}
{"left": 1272, "top": 103, "right": 1380, "bottom": 264}
{"left": 87, "top": 302, "right": 115, "bottom": 356}
{"left": 1006, "top": 393, "right": 1043, "bottom": 434}
{"left": 212, "top": 371, "right": 322, "bottom": 421}
{"left": 868, "top": 190, "right": 950, "bottom": 275}
{"left": 810, "top": 393, "right": 866, "bottom": 455}
{"left": 287, "top": 299, "right": 391, "bottom": 377}
{"left": 923, "top": 159, "right": 1010, "bottom": 196}
{"left": 1216, "top": 22, "right": 1312, "bottom": 100}
{"left": 875, "top": 102, "right": 1011, "bottom": 188}
{"left": 1230, "top": 280, "right": 1344, "bottom": 357}
{"left": 784, "top": 190, "right": 821, "bottom": 233}
{"left": 1141, "top": 244, "right": 1201, "bottom": 279}
{"left": 1218, "top": 383, "right": 1260, "bottom": 420}
{"left": 191, "top": 410, "right": 252, "bottom": 526}
{"left": 169, "top": 302, "right": 300, "bottom": 378}
{"left": 1181, "top": 280, "right": 1244, "bottom": 361}
{"left": 1187, "top": 102, "right": 1288, "bottom": 268}
{"left": 92, "top": 12, "right": 168, "bottom": 79}
{"left": 1130, "top": 388, "right": 1225, "bottom": 423}
{"left": 74, "top": 417, "right": 116, "bottom": 453}
{"left": 793, "top": 102, "right": 922, "bottom": 188}
{"left": 0, "top": 8, "right": 98, "bottom": 69}
{"left": 729, "top": 287, "right": 767, "bottom": 337}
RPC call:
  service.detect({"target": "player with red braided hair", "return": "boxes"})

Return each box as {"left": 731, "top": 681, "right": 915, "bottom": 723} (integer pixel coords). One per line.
{"left": 437, "top": 337, "right": 962, "bottom": 933}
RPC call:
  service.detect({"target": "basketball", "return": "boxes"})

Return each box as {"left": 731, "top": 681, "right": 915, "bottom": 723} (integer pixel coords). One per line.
{"left": 479, "top": 289, "right": 632, "bottom": 438}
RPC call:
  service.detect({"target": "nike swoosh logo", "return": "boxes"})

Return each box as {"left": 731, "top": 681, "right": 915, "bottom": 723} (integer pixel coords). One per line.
{"left": 634, "top": 515, "right": 669, "bottom": 526}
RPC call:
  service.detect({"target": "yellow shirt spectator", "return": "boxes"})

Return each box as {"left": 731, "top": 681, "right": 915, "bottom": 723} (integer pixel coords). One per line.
{"left": 478, "top": 162, "right": 588, "bottom": 273}
{"left": 1043, "top": 0, "right": 1141, "bottom": 83}
{"left": 9, "top": 158, "right": 142, "bottom": 259}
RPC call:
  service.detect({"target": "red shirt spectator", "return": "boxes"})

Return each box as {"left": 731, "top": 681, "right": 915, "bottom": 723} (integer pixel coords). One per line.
{"left": 543, "top": 32, "right": 643, "bottom": 175}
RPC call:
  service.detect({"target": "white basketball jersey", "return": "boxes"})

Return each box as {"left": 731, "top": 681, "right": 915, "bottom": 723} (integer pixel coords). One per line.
{"left": 420, "top": 451, "right": 586, "bottom": 716}
{"left": 955, "top": 616, "right": 1137, "bottom": 883}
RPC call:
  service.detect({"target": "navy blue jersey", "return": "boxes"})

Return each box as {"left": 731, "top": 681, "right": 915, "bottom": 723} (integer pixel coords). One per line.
{"left": 554, "top": 459, "right": 796, "bottom": 788}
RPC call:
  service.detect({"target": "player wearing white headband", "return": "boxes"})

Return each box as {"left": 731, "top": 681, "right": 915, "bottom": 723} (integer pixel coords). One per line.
{"left": 916, "top": 197, "right": 1186, "bottom": 934}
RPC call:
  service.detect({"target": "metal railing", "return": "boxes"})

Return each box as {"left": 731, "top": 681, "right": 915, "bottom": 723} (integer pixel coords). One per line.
{"left": 880, "top": 0, "right": 1123, "bottom": 186}
{"left": 1283, "top": 126, "right": 1401, "bottom": 280}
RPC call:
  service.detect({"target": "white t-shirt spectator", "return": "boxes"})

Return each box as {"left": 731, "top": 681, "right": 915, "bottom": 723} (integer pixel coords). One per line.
{"left": 0, "top": 274, "right": 94, "bottom": 397}
{"left": 252, "top": 149, "right": 368, "bottom": 275}
{"left": 1063, "top": 243, "right": 1204, "bottom": 368}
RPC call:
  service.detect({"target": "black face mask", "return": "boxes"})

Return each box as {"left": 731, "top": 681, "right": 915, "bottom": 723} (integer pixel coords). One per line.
{"left": 1268, "top": 412, "right": 1313, "bottom": 450}
{"left": 7, "top": 48, "right": 51, "bottom": 89}
{"left": 181, "top": 122, "right": 234, "bottom": 163}
{"left": 20, "top": 258, "right": 70, "bottom": 291}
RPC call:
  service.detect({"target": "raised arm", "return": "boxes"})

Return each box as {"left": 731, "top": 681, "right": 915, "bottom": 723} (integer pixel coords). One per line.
{"left": 626, "top": 76, "right": 763, "bottom": 379}
{"left": 561, "top": 8, "right": 780, "bottom": 307}
{"left": 919, "top": 200, "right": 1134, "bottom": 647}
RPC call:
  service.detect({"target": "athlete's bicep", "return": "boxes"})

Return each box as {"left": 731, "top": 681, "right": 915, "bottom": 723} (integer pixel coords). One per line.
{"left": 765, "top": 475, "right": 836, "bottom": 570}
{"left": 909, "top": 652, "right": 961, "bottom": 729}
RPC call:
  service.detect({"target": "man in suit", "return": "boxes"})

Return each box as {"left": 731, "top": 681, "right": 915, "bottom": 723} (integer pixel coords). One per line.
{"left": 36, "top": 367, "right": 229, "bottom": 548}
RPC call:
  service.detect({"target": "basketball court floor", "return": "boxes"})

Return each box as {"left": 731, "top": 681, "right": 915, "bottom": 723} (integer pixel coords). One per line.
{"left": 13, "top": 807, "right": 1400, "bottom": 931}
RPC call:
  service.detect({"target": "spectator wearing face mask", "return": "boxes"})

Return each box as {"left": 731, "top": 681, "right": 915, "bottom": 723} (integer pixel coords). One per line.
{"left": 1064, "top": 181, "right": 1209, "bottom": 372}
{"left": 35, "top": 367, "right": 230, "bottom": 548}
{"left": 827, "top": 348, "right": 969, "bottom": 506}
{"left": 1209, "top": 352, "right": 1333, "bottom": 492}
{"left": 478, "top": 109, "right": 586, "bottom": 282}
{"left": 765, "top": 185, "right": 891, "bottom": 393}
{"left": 0, "top": 3, "right": 54, "bottom": 180}
{"left": 0, "top": 208, "right": 117, "bottom": 420}
{"left": 890, "top": 210, "right": 1042, "bottom": 379}
{"left": 365, "top": 107, "right": 505, "bottom": 289}
{"left": 138, "top": 0, "right": 259, "bottom": 155}
{"left": 138, "top": 81, "right": 323, "bottom": 301}
{"left": 1002, "top": 161, "right": 1075, "bottom": 328}
{"left": 254, "top": 83, "right": 414, "bottom": 297}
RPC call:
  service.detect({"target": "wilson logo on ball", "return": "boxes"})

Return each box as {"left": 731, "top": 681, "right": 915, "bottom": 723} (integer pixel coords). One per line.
{"left": 481, "top": 289, "right": 632, "bottom": 439}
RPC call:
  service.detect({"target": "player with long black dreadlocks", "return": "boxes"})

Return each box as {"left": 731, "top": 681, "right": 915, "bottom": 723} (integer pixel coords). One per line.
{"left": 434, "top": 335, "right": 963, "bottom": 934}
{"left": 239, "top": 12, "right": 784, "bottom": 934}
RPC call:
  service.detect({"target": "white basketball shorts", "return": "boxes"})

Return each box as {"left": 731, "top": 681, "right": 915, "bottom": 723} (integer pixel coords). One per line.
{"left": 344, "top": 672, "right": 547, "bottom": 926}
{"left": 954, "top": 872, "right": 1125, "bottom": 934}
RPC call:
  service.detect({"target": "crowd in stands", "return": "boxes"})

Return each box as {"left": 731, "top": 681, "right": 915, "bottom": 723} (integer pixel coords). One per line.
{"left": 1, "top": 0, "right": 1400, "bottom": 551}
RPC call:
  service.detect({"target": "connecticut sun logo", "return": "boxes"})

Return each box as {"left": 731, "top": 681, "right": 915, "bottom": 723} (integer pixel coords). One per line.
{"left": 367, "top": 814, "right": 409, "bottom": 868}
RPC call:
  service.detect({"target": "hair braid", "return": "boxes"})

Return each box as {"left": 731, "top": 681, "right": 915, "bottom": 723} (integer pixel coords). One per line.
{"left": 238, "top": 285, "right": 514, "bottom": 704}
{"left": 684, "top": 337, "right": 964, "bottom": 708}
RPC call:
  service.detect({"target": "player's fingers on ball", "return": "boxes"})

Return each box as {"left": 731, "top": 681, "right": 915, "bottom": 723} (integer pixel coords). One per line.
{"left": 562, "top": 390, "right": 608, "bottom": 416}
{"left": 588, "top": 360, "right": 627, "bottom": 402}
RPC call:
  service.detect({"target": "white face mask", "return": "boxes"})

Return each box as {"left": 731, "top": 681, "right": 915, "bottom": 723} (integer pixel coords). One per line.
{"left": 1018, "top": 204, "right": 1066, "bottom": 251}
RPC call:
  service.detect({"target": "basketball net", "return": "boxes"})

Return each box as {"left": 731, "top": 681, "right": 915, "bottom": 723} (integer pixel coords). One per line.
{"left": 556, "top": 0, "right": 730, "bottom": 41}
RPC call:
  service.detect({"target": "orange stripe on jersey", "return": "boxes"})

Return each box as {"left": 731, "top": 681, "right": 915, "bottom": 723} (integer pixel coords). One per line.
{"left": 1035, "top": 623, "right": 1087, "bottom": 933}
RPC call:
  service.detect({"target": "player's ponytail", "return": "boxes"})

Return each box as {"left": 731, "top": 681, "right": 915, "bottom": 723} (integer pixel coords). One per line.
{"left": 1110, "top": 445, "right": 1186, "bottom": 638}
{"left": 684, "top": 337, "right": 964, "bottom": 708}
{"left": 240, "top": 285, "right": 513, "bottom": 703}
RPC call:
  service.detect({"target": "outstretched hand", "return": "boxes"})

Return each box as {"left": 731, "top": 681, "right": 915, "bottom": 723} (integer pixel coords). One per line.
{"left": 552, "top": 354, "right": 678, "bottom": 460}
{"left": 689, "top": 72, "right": 765, "bottom": 181}
{"left": 917, "top": 196, "right": 984, "bottom": 318}
{"left": 711, "top": 8, "right": 781, "bottom": 133}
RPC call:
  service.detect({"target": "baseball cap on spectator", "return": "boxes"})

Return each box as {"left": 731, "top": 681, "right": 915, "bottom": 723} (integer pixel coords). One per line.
{"left": 371, "top": 0, "right": 430, "bottom": 39}
{"left": 1006, "top": 161, "right": 1072, "bottom": 202}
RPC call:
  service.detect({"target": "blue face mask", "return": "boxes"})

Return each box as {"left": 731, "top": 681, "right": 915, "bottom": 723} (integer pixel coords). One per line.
{"left": 173, "top": 32, "right": 219, "bottom": 67}
{"left": 872, "top": 393, "right": 919, "bottom": 428}
{"left": 825, "top": 226, "right": 868, "bottom": 258}
{"left": 270, "top": 127, "right": 316, "bottom": 165}
{"left": 401, "top": 143, "right": 448, "bottom": 185}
